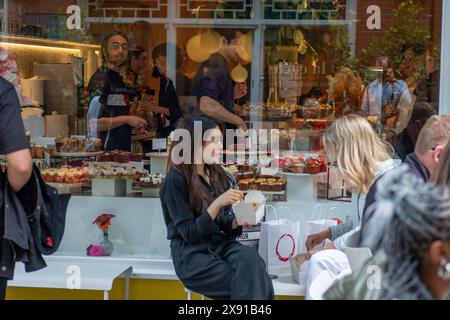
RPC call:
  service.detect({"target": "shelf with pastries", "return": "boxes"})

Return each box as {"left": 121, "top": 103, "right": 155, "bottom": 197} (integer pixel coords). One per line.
{"left": 53, "top": 137, "right": 103, "bottom": 157}
{"left": 41, "top": 167, "right": 91, "bottom": 184}
{"left": 89, "top": 163, "right": 147, "bottom": 181}
{"left": 95, "top": 150, "right": 144, "bottom": 163}
{"left": 237, "top": 175, "right": 287, "bottom": 193}
{"left": 272, "top": 154, "right": 328, "bottom": 176}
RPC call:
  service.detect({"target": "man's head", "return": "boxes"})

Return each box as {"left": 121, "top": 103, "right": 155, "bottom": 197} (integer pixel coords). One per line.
{"left": 375, "top": 56, "right": 390, "bottom": 69}
{"left": 415, "top": 115, "right": 450, "bottom": 175}
{"left": 215, "top": 28, "right": 248, "bottom": 66}
{"left": 101, "top": 32, "right": 130, "bottom": 68}
{"left": 152, "top": 43, "right": 187, "bottom": 75}
{"left": 407, "top": 101, "right": 437, "bottom": 144}
{"left": 131, "top": 47, "right": 148, "bottom": 73}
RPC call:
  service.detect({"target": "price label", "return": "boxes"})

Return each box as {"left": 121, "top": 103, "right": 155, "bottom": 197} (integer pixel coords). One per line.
{"left": 44, "top": 152, "right": 51, "bottom": 168}
{"left": 304, "top": 153, "right": 319, "bottom": 159}
{"left": 152, "top": 138, "right": 167, "bottom": 151}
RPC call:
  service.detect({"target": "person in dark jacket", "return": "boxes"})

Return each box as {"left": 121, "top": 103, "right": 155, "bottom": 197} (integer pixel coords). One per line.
{"left": 190, "top": 29, "right": 248, "bottom": 133}
{"left": 361, "top": 115, "right": 450, "bottom": 251}
{"left": 0, "top": 77, "right": 33, "bottom": 299}
{"left": 88, "top": 33, "right": 148, "bottom": 151}
{"left": 159, "top": 114, "right": 273, "bottom": 300}
{"left": 393, "top": 101, "right": 437, "bottom": 161}
{"left": 147, "top": 43, "right": 183, "bottom": 139}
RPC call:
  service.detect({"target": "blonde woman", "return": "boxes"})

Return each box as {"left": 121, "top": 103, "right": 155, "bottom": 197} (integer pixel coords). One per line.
{"left": 304, "top": 115, "right": 396, "bottom": 299}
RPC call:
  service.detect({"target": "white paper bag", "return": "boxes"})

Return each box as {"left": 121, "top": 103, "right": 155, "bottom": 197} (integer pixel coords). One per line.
{"left": 258, "top": 205, "right": 301, "bottom": 275}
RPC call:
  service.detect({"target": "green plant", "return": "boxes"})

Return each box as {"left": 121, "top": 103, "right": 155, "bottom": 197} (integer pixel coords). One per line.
{"left": 357, "top": 0, "right": 439, "bottom": 83}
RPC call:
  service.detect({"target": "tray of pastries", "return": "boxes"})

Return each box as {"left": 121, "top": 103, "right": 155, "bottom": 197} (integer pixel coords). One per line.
{"left": 237, "top": 174, "right": 287, "bottom": 193}
{"left": 42, "top": 167, "right": 91, "bottom": 184}
{"left": 54, "top": 137, "right": 103, "bottom": 156}
{"left": 89, "top": 164, "right": 147, "bottom": 180}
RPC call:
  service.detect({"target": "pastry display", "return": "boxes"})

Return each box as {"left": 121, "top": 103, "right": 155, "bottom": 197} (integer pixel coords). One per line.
{"left": 237, "top": 175, "right": 286, "bottom": 192}
{"left": 85, "top": 137, "right": 103, "bottom": 152}
{"left": 96, "top": 150, "right": 143, "bottom": 163}
{"left": 30, "top": 144, "right": 50, "bottom": 159}
{"left": 305, "top": 157, "right": 322, "bottom": 174}
{"left": 89, "top": 164, "right": 146, "bottom": 179}
{"left": 56, "top": 137, "right": 102, "bottom": 153}
{"left": 139, "top": 173, "right": 165, "bottom": 188}
{"left": 42, "top": 167, "right": 90, "bottom": 184}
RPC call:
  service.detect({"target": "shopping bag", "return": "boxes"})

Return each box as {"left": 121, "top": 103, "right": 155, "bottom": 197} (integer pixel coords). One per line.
{"left": 258, "top": 205, "right": 301, "bottom": 275}
{"left": 299, "top": 204, "right": 339, "bottom": 253}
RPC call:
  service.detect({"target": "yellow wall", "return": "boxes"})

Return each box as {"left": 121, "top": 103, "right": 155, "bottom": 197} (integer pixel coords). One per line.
{"left": 6, "top": 279, "right": 303, "bottom": 300}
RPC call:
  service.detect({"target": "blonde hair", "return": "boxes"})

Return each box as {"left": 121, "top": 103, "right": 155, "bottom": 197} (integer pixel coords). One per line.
{"left": 415, "top": 115, "right": 450, "bottom": 155}
{"left": 323, "top": 115, "right": 391, "bottom": 194}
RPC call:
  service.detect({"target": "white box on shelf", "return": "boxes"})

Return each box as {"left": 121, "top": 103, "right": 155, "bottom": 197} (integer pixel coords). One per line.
{"left": 92, "top": 178, "right": 127, "bottom": 197}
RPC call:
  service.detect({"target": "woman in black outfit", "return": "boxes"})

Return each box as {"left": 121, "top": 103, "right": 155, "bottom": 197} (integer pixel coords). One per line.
{"left": 159, "top": 114, "right": 274, "bottom": 300}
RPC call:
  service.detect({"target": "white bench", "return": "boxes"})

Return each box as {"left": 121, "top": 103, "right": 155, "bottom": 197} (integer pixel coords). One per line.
{"left": 272, "top": 274, "right": 306, "bottom": 297}
{"left": 8, "top": 258, "right": 305, "bottom": 300}
{"left": 8, "top": 261, "right": 133, "bottom": 300}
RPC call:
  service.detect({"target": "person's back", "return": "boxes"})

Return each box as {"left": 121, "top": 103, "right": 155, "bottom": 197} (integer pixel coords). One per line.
{"left": 393, "top": 101, "right": 437, "bottom": 161}
{"left": 360, "top": 115, "right": 450, "bottom": 251}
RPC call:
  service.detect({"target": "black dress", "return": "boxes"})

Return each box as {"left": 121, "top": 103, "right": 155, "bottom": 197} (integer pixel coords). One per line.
{"left": 159, "top": 170, "right": 274, "bottom": 300}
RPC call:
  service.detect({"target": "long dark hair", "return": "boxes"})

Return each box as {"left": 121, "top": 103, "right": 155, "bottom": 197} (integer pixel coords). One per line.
{"left": 167, "top": 113, "right": 228, "bottom": 215}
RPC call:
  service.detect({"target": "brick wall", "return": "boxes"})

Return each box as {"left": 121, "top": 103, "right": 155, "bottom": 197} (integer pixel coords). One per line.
{"left": 355, "top": 0, "right": 442, "bottom": 55}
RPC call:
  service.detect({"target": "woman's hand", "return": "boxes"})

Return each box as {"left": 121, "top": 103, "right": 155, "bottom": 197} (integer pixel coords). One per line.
{"left": 305, "top": 228, "right": 332, "bottom": 252}
{"left": 214, "top": 189, "right": 244, "bottom": 208}
{"left": 208, "top": 189, "right": 244, "bottom": 220}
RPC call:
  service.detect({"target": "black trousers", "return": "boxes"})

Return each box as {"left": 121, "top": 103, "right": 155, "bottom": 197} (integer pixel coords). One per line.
{"left": 0, "top": 277, "right": 6, "bottom": 300}
{"left": 172, "top": 240, "right": 274, "bottom": 300}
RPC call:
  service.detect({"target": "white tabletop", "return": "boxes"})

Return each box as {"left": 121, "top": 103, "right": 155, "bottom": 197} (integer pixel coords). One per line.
{"left": 9, "top": 261, "right": 132, "bottom": 291}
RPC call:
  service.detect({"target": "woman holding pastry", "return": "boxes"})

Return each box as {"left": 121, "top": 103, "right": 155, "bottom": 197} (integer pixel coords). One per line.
{"left": 159, "top": 114, "right": 273, "bottom": 300}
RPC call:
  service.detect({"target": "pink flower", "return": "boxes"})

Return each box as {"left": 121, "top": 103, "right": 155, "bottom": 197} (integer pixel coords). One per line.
{"left": 86, "top": 244, "right": 104, "bottom": 257}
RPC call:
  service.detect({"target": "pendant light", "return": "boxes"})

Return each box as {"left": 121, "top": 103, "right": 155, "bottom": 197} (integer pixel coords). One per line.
{"left": 231, "top": 63, "right": 249, "bottom": 83}
{"left": 186, "top": 32, "right": 211, "bottom": 62}
{"left": 200, "top": 29, "right": 222, "bottom": 54}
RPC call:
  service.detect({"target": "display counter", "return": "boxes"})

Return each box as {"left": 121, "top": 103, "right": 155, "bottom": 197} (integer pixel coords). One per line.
{"left": 7, "top": 192, "right": 351, "bottom": 299}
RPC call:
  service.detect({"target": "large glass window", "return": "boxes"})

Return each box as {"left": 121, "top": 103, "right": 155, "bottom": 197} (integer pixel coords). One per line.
{"left": 0, "top": 1, "right": 444, "bottom": 259}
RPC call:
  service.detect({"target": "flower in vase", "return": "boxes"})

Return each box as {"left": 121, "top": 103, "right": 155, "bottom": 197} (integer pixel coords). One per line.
{"left": 92, "top": 213, "right": 116, "bottom": 235}
{"left": 86, "top": 244, "right": 104, "bottom": 257}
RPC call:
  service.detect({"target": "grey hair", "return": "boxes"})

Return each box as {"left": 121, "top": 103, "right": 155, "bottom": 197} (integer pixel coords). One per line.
{"left": 365, "top": 167, "right": 450, "bottom": 299}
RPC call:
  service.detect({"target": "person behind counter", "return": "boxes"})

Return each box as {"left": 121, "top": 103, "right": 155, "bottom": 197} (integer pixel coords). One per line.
{"left": 144, "top": 43, "right": 182, "bottom": 139}
{"left": 159, "top": 114, "right": 274, "bottom": 300}
{"left": 88, "top": 33, "right": 148, "bottom": 151}
{"left": 191, "top": 29, "right": 248, "bottom": 132}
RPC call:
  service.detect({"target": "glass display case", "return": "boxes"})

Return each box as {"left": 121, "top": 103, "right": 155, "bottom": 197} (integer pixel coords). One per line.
{"left": 0, "top": 0, "right": 446, "bottom": 278}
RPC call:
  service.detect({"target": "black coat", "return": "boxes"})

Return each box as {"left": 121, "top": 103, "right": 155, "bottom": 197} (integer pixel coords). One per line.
{"left": 0, "top": 166, "right": 71, "bottom": 279}
{"left": 359, "top": 153, "right": 430, "bottom": 250}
